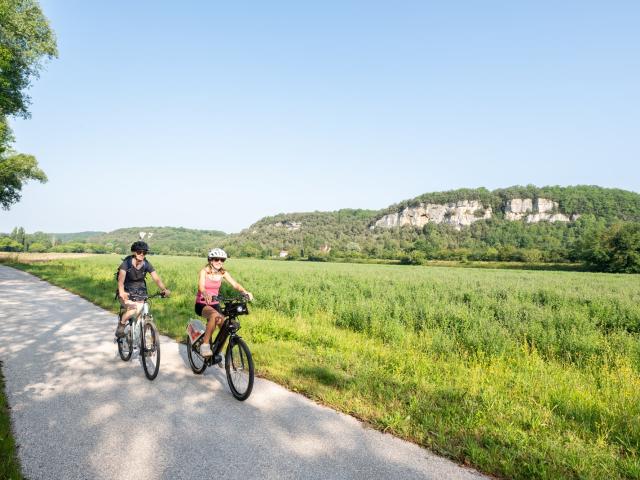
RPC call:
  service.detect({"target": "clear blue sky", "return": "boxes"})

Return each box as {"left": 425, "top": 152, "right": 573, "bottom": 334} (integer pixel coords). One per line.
{"left": 3, "top": 1, "right": 639, "bottom": 234}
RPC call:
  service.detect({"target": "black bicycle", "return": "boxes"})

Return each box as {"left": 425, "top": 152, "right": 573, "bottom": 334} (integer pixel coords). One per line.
{"left": 186, "top": 295, "right": 255, "bottom": 400}
{"left": 117, "top": 292, "right": 165, "bottom": 380}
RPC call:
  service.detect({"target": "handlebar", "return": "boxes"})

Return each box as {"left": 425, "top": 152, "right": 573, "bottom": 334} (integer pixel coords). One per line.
{"left": 127, "top": 291, "right": 168, "bottom": 301}
{"left": 203, "top": 293, "right": 251, "bottom": 305}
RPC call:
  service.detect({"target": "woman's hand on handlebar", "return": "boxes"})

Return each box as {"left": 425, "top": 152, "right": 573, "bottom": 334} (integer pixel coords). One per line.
{"left": 242, "top": 291, "right": 254, "bottom": 301}
{"left": 161, "top": 288, "right": 171, "bottom": 298}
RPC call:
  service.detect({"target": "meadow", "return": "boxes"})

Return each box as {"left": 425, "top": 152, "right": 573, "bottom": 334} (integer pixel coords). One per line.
{"left": 9, "top": 254, "right": 640, "bottom": 479}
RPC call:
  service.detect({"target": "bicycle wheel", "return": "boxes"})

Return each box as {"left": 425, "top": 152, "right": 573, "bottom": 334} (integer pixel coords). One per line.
{"left": 141, "top": 320, "right": 160, "bottom": 380}
{"left": 187, "top": 336, "right": 207, "bottom": 374}
{"left": 117, "top": 323, "right": 133, "bottom": 361}
{"left": 225, "top": 337, "right": 254, "bottom": 401}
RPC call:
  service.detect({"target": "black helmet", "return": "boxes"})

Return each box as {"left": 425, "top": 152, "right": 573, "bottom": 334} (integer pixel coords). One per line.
{"left": 131, "top": 241, "right": 149, "bottom": 253}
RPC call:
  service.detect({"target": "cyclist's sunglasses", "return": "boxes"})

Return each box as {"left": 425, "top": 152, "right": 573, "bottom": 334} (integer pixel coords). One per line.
{"left": 209, "top": 257, "right": 225, "bottom": 262}
{"left": 135, "top": 250, "right": 147, "bottom": 255}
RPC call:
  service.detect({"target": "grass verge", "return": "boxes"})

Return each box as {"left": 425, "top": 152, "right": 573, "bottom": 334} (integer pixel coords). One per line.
{"left": 0, "top": 361, "right": 23, "bottom": 480}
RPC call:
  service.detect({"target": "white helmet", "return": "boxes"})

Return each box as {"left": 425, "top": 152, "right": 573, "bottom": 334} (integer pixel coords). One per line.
{"left": 207, "top": 248, "right": 228, "bottom": 260}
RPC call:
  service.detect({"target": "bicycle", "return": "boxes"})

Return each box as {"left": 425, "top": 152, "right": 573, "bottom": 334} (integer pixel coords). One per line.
{"left": 117, "top": 291, "right": 165, "bottom": 380}
{"left": 186, "top": 295, "right": 255, "bottom": 400}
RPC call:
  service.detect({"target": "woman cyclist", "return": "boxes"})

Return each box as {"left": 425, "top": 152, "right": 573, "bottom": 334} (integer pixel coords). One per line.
{"left": 195, "top": 248, "right": 253, "bottom": 358}
{"left": 115, "top": 241, "right": 170, "bottom": 338}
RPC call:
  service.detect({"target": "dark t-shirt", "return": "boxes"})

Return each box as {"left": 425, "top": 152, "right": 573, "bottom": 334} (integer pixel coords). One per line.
{"left": 119, "top": 256, "right": 155, "bottom": 294}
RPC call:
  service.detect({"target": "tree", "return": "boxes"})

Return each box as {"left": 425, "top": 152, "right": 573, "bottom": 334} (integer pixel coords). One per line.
{"left": 584, "top": 222, "right": 640, "bottom": 273}
{"left": 0, "top": 153, "right": 47, "bottom": 208}
{"left": 0, "top": 0, "right": 57, "bottom": 208}
{"left": 0, "top": 235, "right": 22, "bottom": 251}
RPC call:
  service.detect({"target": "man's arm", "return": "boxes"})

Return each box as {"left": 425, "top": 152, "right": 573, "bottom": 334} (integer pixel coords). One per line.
{"left": 118, "top": 269, "right": 128, "bottom": 301}
{"left": 150, "top": 271, "right": 169, "bottom": 296}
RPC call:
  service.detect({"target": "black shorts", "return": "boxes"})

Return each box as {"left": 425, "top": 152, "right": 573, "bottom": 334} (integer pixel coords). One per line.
{"left": 195, "top": 303, "right": 222, "bottom": 317}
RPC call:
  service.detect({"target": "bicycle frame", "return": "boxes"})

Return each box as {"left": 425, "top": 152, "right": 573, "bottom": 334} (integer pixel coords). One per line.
{"left": 186, "top": 299, "right": 246, "bottom": 366}
{"left": 122, "top": 296, "right": 157, "bottom": 352}
{"left": 186, "top": 295, "right": 254, "bottom": 399}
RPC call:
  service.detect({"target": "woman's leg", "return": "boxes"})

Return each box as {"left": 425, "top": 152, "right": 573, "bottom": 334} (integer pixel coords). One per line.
{"left": 201, "top": 306, "right": 224, "bottom": 343}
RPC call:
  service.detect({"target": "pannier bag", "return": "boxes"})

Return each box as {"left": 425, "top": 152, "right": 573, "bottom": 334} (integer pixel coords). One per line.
{"left": 187, "top": 319, "right": 206, "bottom": 343}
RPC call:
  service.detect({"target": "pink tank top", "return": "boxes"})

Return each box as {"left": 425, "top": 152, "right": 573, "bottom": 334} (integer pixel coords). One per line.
{"left": 195, "top": 276, "right": 222, "bottom": 304}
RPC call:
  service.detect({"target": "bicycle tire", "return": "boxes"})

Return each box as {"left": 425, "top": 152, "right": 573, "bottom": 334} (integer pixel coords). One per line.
{"left": 141, "top": 320, "right": 160, "bottom": 380}
{"left": 117, "top": 323, "right": 133, "bottom": 361}
{"left": 225, "top": 336, "right": 254, "bottom": 401}
{"left": 187, "top": 336, "right": 207, "bottom": 374}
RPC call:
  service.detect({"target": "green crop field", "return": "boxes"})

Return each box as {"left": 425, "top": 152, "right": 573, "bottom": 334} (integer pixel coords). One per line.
{"left": 9, "top": 255, "right": 640, "bottom": 479}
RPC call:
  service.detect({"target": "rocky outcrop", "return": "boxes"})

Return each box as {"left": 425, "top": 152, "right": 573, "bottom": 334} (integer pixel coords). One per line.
{"left": 274, "top": 221, "right": 302, "bottom": 231}
{"left": 374, "top": 200, "right": 491, "bottom": 230}
{"left": 374, "top": 197, "right": 578, "bottom": 229}
{"left": 505, "top": 198, "right": 578, "bottom": 223}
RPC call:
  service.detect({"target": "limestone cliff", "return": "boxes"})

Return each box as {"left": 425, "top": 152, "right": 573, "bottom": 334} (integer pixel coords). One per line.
{"left": 375, "top": 200, "right": 491, "bottom": 230}
{"left": 375, "top": 198, "right": 579, "bottom": 229}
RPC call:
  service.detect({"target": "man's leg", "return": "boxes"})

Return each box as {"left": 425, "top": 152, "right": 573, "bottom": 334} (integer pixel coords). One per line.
{"left": 116, "top": 299, "right": 142, "bottom": 337}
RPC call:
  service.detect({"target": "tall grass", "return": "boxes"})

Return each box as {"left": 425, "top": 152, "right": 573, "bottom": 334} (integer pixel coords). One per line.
{"left": 13, "top": 255, "right": 640, "bottom": 479}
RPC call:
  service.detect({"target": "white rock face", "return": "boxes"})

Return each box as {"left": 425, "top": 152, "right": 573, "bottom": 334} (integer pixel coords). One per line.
{"left": 505, "top": 198, "right": 568, "bottom": 223}
{"left": 374, "top": 200, "right": 491, "bottom": 230}
{"left": 534, "top": 198, "right": 556, "bottom": 213}
{"left": 505, "top": 198, "right": 533, "bottom": 220}
{"left": 275, "top": 221, "right": 302, "bottom": 231}
{"left": 506, "top": 198, "right": 533, "bottom": 214}
{"left": 374, "top": 197, "right": 578, "bottom": 229}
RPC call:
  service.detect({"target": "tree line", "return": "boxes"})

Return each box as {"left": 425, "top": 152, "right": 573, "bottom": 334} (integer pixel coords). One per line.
{"left": 2, "top": 186, "right": 639, "bottom": 273}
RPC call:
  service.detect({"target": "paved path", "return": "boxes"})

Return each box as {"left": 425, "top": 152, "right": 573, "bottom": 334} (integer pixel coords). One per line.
{"left": 0, "top": 266, "right": 487, "bottom": 480}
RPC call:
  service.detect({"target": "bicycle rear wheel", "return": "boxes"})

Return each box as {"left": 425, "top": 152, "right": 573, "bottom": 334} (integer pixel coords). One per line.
{"left": 118, "top": 323, "right": 133, "bottom": 361}
{"left": 141, "top": 320, "right": 160, "bottom": 380}
{"left": 187, "top": 336, "right": 207, "bottom": 374}
{"left": 225, "top": 337, "right": 254, "bottom": 401}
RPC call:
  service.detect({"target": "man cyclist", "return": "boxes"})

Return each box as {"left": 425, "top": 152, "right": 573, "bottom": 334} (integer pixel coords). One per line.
{"left": 115, "top": 241, "right": 170, "bottom": 338}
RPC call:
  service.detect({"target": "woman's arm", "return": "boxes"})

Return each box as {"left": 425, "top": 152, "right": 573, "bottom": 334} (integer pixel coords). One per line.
{"left": 198, "top": 269, "right": 212, "bottom": 303}
{"left": 223, "top": 272, "right": 253, "bottom": 300}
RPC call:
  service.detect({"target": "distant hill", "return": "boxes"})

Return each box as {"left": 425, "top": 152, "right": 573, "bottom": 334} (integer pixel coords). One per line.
{"left": 5, "top": 185, "right": 639, "bottom": 270}
{"left": 86, "top": 226, "right": 227, "bottom": 255}
{"left": 219, "top": 185, "right": 640, "bottom": 264}
{"left": 51, "top": 231, "right": 106, "bottom": 242}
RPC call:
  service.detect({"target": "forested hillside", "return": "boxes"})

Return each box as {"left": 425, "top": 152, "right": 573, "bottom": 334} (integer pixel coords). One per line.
{"left": 220, "top": 185, "right": 640, "bottom": 272}
{"left": 2, "top": 185, "right": 639, "bottom": 272}
{"left": 385, "top": 185, "right": 640, "bottom": 220}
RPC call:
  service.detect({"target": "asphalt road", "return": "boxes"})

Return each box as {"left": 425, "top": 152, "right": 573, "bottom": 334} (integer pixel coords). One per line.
{"left": 0, "top": 265, "right": 488, "bottom": 480}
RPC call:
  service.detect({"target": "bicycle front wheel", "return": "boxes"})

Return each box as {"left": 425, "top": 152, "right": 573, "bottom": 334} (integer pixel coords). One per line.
{"left": 118, "top": 324, "right": 133, "bottom": 361}
{"left": 141, "top": 320, "right": 160, "bottom": 380}
{"left": 225, "top": 336, "right": 254, "bottom": 401}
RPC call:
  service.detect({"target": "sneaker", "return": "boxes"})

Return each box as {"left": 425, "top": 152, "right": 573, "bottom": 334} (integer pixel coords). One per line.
{"left": 200, "top": 343, "right": 213, "bottom": 357}
{"left": 115, "top": 322, "right": 126, "bottom": 338}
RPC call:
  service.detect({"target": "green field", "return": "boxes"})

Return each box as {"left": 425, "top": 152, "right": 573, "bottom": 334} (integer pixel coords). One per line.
{"left": 9, "top": 255, "right": 640, "bottom": 479}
